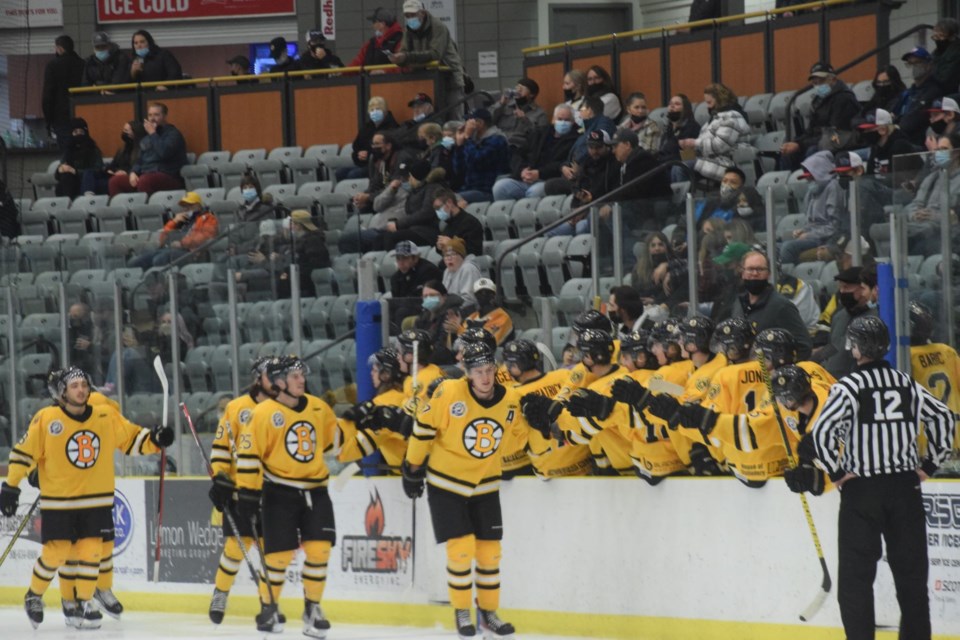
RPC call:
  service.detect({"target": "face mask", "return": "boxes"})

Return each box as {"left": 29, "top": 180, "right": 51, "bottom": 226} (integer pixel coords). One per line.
{"left": 121, "top": 132, "right": 133, "bottom": 143}
{"left": 719, "top": 184, "right": 737, "bottom": 199}
{"left": 441, "top": 136, "right": 455, "bottom": 150}
{"left": 574, "top": 113, "right": 584, "bottom": 128}
{"left": 422, "top": 295, "right": 440, "bottom": 310}
{"left": 814, "top": 83, "right": 831, "bottom": 98}
{"left": 554, "top": 120, "right": 573, "bottom": 135}
{"left": 935, "top": 39, "right": 949, "bottom": 52}
{"left": 866, "top": 300, "right": 878, "bottom": 310}
{"left": 476, "top": 291, "right": 496, "bottom": 310}
{"left": 95, "top": 50, "right": 110, "bottom": 62}
{"left": 369, "top": 109, "right": 384, "bottom": 124}
{"left": 651, "top": 253, "right": 668, "bottom": 266}
{"left": 159, "top": 323, "right": 172, "bottom": 336}
{"left": 413, "top": 112, "right": 427, "bottom": 123}
{"left": 242, "top": 188, "right": 258, "bottom": 202}
{"left": 514, "top": 96, "right": 529, "bottom": 108}
{"left": 374, "top": 30, "right": 383, "bottom": 38}
{"left": 401, "top": 182, "right": 413, "bottom": 192}
{"left": 586, "top": 84, "right": 603, "bottom": 96}
{"left": 667, "top": 110, "right": 682, "bottom": 122}
{"left": 874, "top": 84, "right": 895, "bottom": 98}
{"left": 406, "top": 16, "right": 422, "bottom": 30}
{"left": 417, "top": 138, "right": 429, "bottom": 150}
{"left": 911, "top": 64, "right": 929, "bottom": 80}
{"left": 371, "top": 148, "right": 384, "bottom": 160}
{"left": 743, "top": 279, "right": 768, "bottom": 295}
{"left": 563, "top": 89, "right": 574, "bottom": 102}
{"left": 934, "top": 149, "right": 953, "bottom": 167}
{"left": 839, "top": 291, "right": 859, "bottom": 310}
{"left": 737, "top": 205, "right": 753, "bottom": 217}
{"left": 135, "top": 47, "right": 149, "bottom": 58}
{"left": 861, "top": 130, "right": 881, "bottom": 145}
{"left": 931, "top": 120, "right": 948, "bottom": 135}
{"left": 436, "top": 207, "right": 450, "bottom": 222}
{"left": 630, "top": 113, "right": 647, "bottom": 124}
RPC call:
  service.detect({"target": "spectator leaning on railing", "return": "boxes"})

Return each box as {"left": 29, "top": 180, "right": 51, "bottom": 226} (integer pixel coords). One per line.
{"left": 115, "top": 29, "right": 182, "bottom": 87}
{"left": 82, "top": 32, "right": 127, "bottom": 87}
{"left": 352, "top": 7, "right": 405, "bottom": 68}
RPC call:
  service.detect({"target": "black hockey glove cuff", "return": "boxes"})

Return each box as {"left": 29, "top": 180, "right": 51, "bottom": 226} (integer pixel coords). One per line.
{"left": 784, "top": 463, "right": 825, "bottom": 496}
{"left": 565, "top": 389, "right": 614, "bottom": 420}
{"left": 236, "top": 488, "right": 262, "bottom": 521}
{"left": 610, "top": 377, "right": 650, "bottom": 409}
{"left": 150, "top": 424, "right": 174, "bottom": 448}
{"left": 0, "top": 482, "right": 20, "bottom": 517}
{"left": 401, "top": 460, "right": 425, "bottom": 499}
{"left": 209, "top": 472, "right": 235, "bottom": 511}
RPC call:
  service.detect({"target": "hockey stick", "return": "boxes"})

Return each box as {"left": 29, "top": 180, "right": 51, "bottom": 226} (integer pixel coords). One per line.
{"left": 0, "top": 495, "right": 41, "bottom": 570}
{"left": 756, "top": 353, "right": 831, "bottom": 622}
{"left": 180, "top": 402, "right": 260, "bottom": 583}
{"left": 410, "top": 339, "right": 419, "bottom": 585}
{"left": 152, "top": 356, "right": 168, "bottom": 584}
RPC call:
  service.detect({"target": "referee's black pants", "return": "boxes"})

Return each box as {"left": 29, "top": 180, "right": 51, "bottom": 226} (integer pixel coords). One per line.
{"left": 838, "top": 472, "right": 930, "bottom": 640}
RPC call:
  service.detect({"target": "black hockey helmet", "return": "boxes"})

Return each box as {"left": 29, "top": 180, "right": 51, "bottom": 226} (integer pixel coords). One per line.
{"left": 909, "top": 301, "right": 934, "bottom": 345}
{"left": 502, "top": 338, "right": 542, "bottom": 372}
{"left": 648, "top": 318, "right": 682, "bottom": 349}
{"left": 398, "top": 328, "right": 433, "bottom": 360}
{"left": 678, "top": 316, "right": 714, "bottom": 353}
{"left": 461, "top": 342, "right": 497, "bottom": 370}
{"left": 370, "top": 348, "right": 404, "bottom": 382}
{"left": 620, "top": 329, "right": 651, "bottom": 355}
{"left": 711, "top": 318, "right": 756, "bottom": 360}
{"left": 459, "top": 327, "right": 497, "bottom": 352}
{"left": 265, "top": 355, "right": 308, "bottom": 386}
{"left": 573, "top": 309, "right": 612, "bottom": 336}
{"left": 47, "top": 366, "right": 92, "bottom": 402}
{"left": 250, "top": 356, "right": 272, "bottom": 381}
{"left": 753, "top": 328, "right": 798, "bottom": 368}
{"left": 846, "top": 315, "right": 889, "bottom": 360}
{"left": 578, "top": 328, "right": 615, "bottom": 365}
{"left": 771, "top": 365, "right": 813, "bottom": 409}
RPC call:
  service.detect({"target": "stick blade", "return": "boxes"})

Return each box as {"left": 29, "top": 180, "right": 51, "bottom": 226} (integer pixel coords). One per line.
{"left": 332, "top": 462, "right": 361, "bottom": 492}
{"left": 799, "top": 588, "right": 829, "bottom": 622}
{"left": 647, "top": 378, "right": 685, "bottom": 397}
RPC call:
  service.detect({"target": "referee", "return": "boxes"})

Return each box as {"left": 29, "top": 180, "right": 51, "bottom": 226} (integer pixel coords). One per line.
{"left": 786, "top": 316, "right": 955, "bottom": 640}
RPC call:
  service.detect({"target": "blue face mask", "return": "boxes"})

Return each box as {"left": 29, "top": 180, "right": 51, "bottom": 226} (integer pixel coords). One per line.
{"left": 422, "top": 295, "right": 440, "bottom": 310}
{"left": 436, "top": 207, "right": 450, "bottom": 222}
{"left": 135, "top": 47, "right": 149, "bottom": 58}
{"left": 413, "top": 112, "right": 427, "bottom": 123}
{"left": 814, "top": 83, "right": 831, "bottom": 98}
{"left": 554, "top": 120, "right": 573, "bottom": 135}
{"left": 406, "top": 16, "right": 422, "bottom": 31}
{"left": 441, "top": 136, "right": 455, "bottom": 150}
{"left": 242, "top": 188, "right": 258, "bottom": 202}
{"left": 369, "top": 109, "right": 384, "bottom": 124}
{"left": 574, "top": 113, "right": 584, "bottom": 128}
{"left": 95, "top": 50, "right": 110, "bottom": 62}
{"left": 934, "top": 149, "right": 953, "bottom": 167}
{"left": 401, "top": 182, "right": 413, "bottom": 192}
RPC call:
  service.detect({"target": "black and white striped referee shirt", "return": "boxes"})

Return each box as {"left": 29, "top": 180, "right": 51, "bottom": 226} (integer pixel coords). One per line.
{"left": 811, "top": 360, "right": 955, "bottom": 481}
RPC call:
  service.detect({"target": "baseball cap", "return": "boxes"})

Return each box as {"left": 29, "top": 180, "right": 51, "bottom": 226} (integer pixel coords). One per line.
{"left": 290, "top": 209, "right": 318, "bottom": 231}
{"left": 473, "top": 277, "right": 496, "bottom": 293}
{"left": 858, "top": 108, "right": 893, "bottom": 129}
{"left": 808, "top": 61, "right": 836, "bottom": 80}
{"left": 306, "top": 29, "right": 325, "bottom": 44}
{"left": 408, "top": 92, "right": 433, "bottom": 107}
{"left": 226, "top": 55, "right": 250, "bottom": 68}
{"left": 833, "top": 151, "right": 865, "bottom": 174}
{"left": 517, "top": 78, "right": 540, "bottom": 95}
{"left": 713, "top": 242, "right": 752, "bottom": 265}
{"left": 394, "top": 240, "right": 419, "bottom": 257}
{"left": 367, "top": 7, "right": 395, "bottom": 23}
{"left": 403, "top": 0, "right": 424, "bottom": 13}
{"left": 929, "top": 97, "right": 960, "bottom": 114}
{"left": 834, "top": 266, "right": 863, "bottom": 284}
{"left": 586, "top": 130, "right": 613, "bottom": 146}
{"left": 901, "top": 46, "right": 932, "bottom": 62}
{"left": 92, "top": 32, "right": 111, "bottom": 47}
{"left": 179, "top": 192, "right": 202, "bottom": 206}
{"left": 612, "top": 128, "right": 639, "bottom": 146}
{"left": 467, "top": 108, "right": 493, "bottom": 124}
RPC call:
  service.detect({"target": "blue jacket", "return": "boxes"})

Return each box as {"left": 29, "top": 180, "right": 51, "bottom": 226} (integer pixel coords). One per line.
{"left": 455, "top": 127, "right": 511, "bottom": 193}
{"left": 134, "top": 123, "right": 187, "bottom": 176}
{"left": 570, "top": 115, "right": 617, "bottom": 165}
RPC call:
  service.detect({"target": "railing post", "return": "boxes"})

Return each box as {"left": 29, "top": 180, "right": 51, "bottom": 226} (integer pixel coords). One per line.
{"left": 849, "top": 176, "right": 862, "bottom": 267}
{"left": 612, "top": 202, "right": 624, "bottom": 285}
{"left": 167, "top": 270, "right": 184, "bottom": 474}
{"left": 765, "top": 186, "right": 778, "bottom": 289}
{"left": 58, "top": 281, "right": 69, "bottom": 367}
{"left": 227, "top": 269, "right": 241, "bottom": 397}
{"left": 590, "top": 206, "right": 600, "bottom": 306}
{"left": 940, "top": 168, "right": 955, "bottom": 347}
{"left": 6, "top": 288, "right": 19, "bottom": 445}
{"left": 889, "top": 211, "right": 911, "bottom": 373}
{"left": 685, "top": 194, "right": 699, "bottom": 317}
{"left": 290, "top": 264, "right": 303, "bottom": 357}
{"left": 540, "top": 296, "right": 554, "bottom": 357}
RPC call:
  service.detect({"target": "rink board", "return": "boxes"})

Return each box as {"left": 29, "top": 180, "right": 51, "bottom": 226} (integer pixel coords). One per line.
{"left": 1, "top": 477, "right": 959, "bottom": 639}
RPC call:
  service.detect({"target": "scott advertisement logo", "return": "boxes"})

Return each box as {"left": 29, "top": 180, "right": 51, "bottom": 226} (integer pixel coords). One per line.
{"left": 923, "top": 495, "right": 960, "bottom": 530}
{"left": 112, "top": 490, "right": 134, "bottom": 556}
{"left": 341, "top": 490, "right": 412, "bottom": 576}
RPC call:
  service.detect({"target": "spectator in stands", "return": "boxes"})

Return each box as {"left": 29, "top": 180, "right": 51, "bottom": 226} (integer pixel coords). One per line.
{"left": 266, "top": 37, "right": 300, "bottom": 73}
{"left": 631, "top": 231, "right": 673, "bottom": 303}
{"left": 694, "top": 167, "right": 762, "bottom": 225}
{"left": 606, "top": 127, "right": 671, "bottom": 214}
{"left": 492, "top": 104, "right": 579, "bottom": 200}
{"left": 492, "top": 78, "right": 549, "bottom": 149}
{"left": 227, "top": 55, "right": 252, "bottom": 77}
{"left": 352, "top": 7, "right": 404, "bottom": 67}
{"left": 441, "top": 120, "right": 465, "bottom": 188}
{"left": 704, "top": 239, "right": 749, "bottom": 321}
{"left": 933, "top": 18, "right": 960, "bottom": 93}
{"left": 679, "top": 83, "right": 750, "bottom": 185}
{"left": 394, "top": 93, "right": 436, "bottom": 149}
{"left": 456, "top": 278, "right": 514, "bottom": 345}
{"left": 54, "top": 118, "right": 104, "bottom": 199}
{"left": 452, "top": 108, "right": 510, "bottom": 203}
{"left": 724, "top": 217, "right": 758, "bottom": 245}
{"left": 82, "top": 32, "right": 126, "bottom": 87}
{"left": 563, "top": 69, "right": 588, "bottom": 115}
{"left": 620, "top": 92, "right": 661, "bottom": 153}
{"left": 813, "top": 266, "right": 876, "bottom": 378}
{"left": 238, "top": 173, "right": 275, "bottom": 223}
{"left": 780, "top": 150, "right": 845, "bottom": 264}
{"left": 863, "top": 66, "right": 907, "bottom": 115}
{"left": 68, "top": 303, "right": 96, "bottom": 376}
{"left": 688, "top": 0, "right": 721, "bottom": 25}
{"left": 561, "top": 343, "right": 580, "bottom": 368}
{"left": 389, "top": 0, "right": 467, "bottom": 114}
{"left": 339, "top": 96, "right": 400, "bottom": 181}
{"left": 895, "top": 46, "right": 945, "bottom": 146}
{"left": 440, "top": 237, "right": 481, "bottom": 307}
{"left": 859, "top": 108, "right": 916, "bottom": 176}
{"left": 543, "top": 129, "right": 617, "bottom": 235}
{"left": 659, "top": 93, "right": 700, "bottom": 164}
{"left": 117, "top": 30, "right": 182, "bottom": 88}
{"left": 353, "top": 130, "right": 401, "bottom": 213}
{"left": 585, "top": 65, "right": 622, "bottom": 121}
{"left": 390, "top": 240, "right": 442, "bottom": 328}
{"left": 129, "top": 192, "right": 219, "bottom": 268}
{"left": 281, "top": 209, "right": 330, "bottom": 297}
{"left": 42, "top": 35, "right": 84, "bottom": 150}
{"left": 106, "top": 120, "right": 147, "bottom": 197}
{"left": 607, "top": 285, "right": 645, "bottom": 338}
{"left": 927, "top": 97, "right": 959, "bottom": 146}
{"left": 112, "top": 102, "right": 187, "bottom": 196}
{"left": 568, "top": 95, "right": 618, "bottom": 167}
{"left": 104, "top": 325, "right": 159, "bottom": 394}
{"left": 146, "top": 310, "right": 194, "bottom": 366}
{"left": 419, "top": 122, "right": 453, "bottom": 178}
{"left": 732, "top": 251, "right": 812, "bottom": 359}
{"left": 905, "top": 131, "right": 960, "bottom": 255}
{"left": 301, "top": 29, "right": 344, "bottom": 71}
{"left": 413, "top": 281, "right": 461, "bottom": 363}
{"left": 0, "top": 178, "right": 20, "bottom": 239}
{"left": 780, "top": 62, "right": 861, "bottom": 168}
{"left": 433, "top": 188, "right": 483, "bottom": 257}
{"left": 381, "top": 159, "right": 446, "bottom": 249}
{"left": 775, "top": 260, "right": 822, "bottom": 332}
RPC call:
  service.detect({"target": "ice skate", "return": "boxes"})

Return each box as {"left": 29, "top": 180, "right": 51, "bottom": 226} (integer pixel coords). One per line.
{"left": 24, "top": 590, "right": 43, "bottom": 628}
{"left": 208, "top": 588, "right": 228, "bottom": 625}
{"left": 94, "top": 587, "right": 123, "bottom": 619}
{"left": 454, "top": 608, "right": 476, "bottom": 639}
{"left": 255, "top": 601, "right": 283, "bottom": 634}
{"left": 302, "top": 599, "right": 330, "bottom": 638}
{"left": 62, "top": 599, "right": 80, "bottom": 628}
{"left": 477, "top": 607, "right": 515, "bottom": 639}
{"left": 77, "top": 599, "right": 103, "bottom": 629}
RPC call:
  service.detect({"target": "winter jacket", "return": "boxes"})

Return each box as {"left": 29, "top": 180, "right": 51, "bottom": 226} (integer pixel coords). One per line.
{"left": 400, "top": 11, "right": 465, "bottom": 88}
{"left": 620, "top": 115, "right": 663, "bottom": 152}
{"left": 933, "top": 39, "right": 960, "bottom": 93}
{"left": 300, "top": 47, "right": 344, "bottom": 71}
{"left": 693, "top": 107, "right": 750, "bottom": 182}
{"left": 372, "top": 183, "right": 411, "bottom": 226}
{"left": 866, "top": 128, "right": 917, "bottom": 177}
{"left": 659, "top": 117, "right": 701, "bottom": 163}
{"left": 906, "top": 164, "right": 960, "bottom": 220}
{"left": 397, "top": 169, "right": 446, "bottom": 235}
{"left": 613, "top": 147, "right": 672, "bottom": 201}
{"left": 160, "top": 209, "right": 219, "bottom": 250}
{"left": 82, "top": 46, "right": 127, "bottom": 86}
{"left": 577, "top": 153, "right": 618, "bottom": 201}
{"left": 350, "top": 112, "right": 400, "bottom": 167}
{"left": 42, "top": 51, "right": 84, "bottom": 127}
{"left": 59, "top": 136, "right": 104, "bottom": 172}
{"left": 115, "top": 47, "right": 182, "bottom": 84}
{"left": 351, "top": 21, "right": 405, "bottom": 67}
{"left": 794, "top": 80, "right": 861, "bottom": 154}
{"left": 491, "top": 101, "right": 549, "bottom": 149}
{"left": 798, "top": 150, "right": 846, "bottom": 241}
{"left": 511, "top": 125, "right": 579, "bottom": 181}
{"left": 443, "top": 261, "right": 482, "bottom": 307}
{"left": 733, "top": 283, "right": 813, "bottom": 360}
{"left": 133, "top": 123, "right": 188, "bottom": 177}
{"left": 440, "top": 211, "right": 484, "bottom": 257}
{"left": 895, "top": 75, "right": 945, "bottom": 146}
{"left": 570, "top": 115, "right": 618, "bottom": 165}
{"left": 107, "top": 125, "right": 146, "bottom": 173}
{"left": 455, "top": 127, "right": 511, "bottom": 194}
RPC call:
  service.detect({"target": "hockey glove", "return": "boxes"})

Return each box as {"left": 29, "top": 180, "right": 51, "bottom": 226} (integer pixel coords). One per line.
{"left": 208, "top": 472, "right": 235, "bottom": 512}
{"left": 796, "top": 434, "right": 817, "bottom": 464}
{"left": 520, "top": 393, "right": 562, "bottom": 438}
{"left": 425, "top": 376, "right": 446, "bottom": 399}
{"left": 236, "top": 488, "right": 262, "bottom": 521}
{"left": 401, "top": 460, "right": 425, "bottom": 499}
{"left": 689, "top": 443, "right": 723, "bottom": 476}
{"left": 377, "top": 406, "right": 414, "bottom": 438}
{"left": 783, "top": 463, "right": 825, "bottom": 496}
{"left": 150, "top": 424, "right": 175, "bottom": 448}
{"left": 0, "top": 482, "right": 20, "bottom": 517}
{"left": 646, "top": 393, "right": 681, "bottom": 422}
{"left": 677, "top": 403, "right": 719, "bottom": 436}
{"left": 565, "top": 389, "right": 615, "bottom": 420}
{"left": 341, "top": 400, "right": 377, "bottom": 424}
{"left": 27, "top": 468, "right": 40, "bottom": 489}
{"left": 610, "top": 377, "right": 650, "bottom": 409}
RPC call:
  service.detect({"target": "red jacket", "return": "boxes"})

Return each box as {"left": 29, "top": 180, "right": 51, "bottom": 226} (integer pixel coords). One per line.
{"left": 160, "top": 209, "right": 219, "bottom": 250}
{"left": 350, "top": 22, "right": 404, "bottom": 68}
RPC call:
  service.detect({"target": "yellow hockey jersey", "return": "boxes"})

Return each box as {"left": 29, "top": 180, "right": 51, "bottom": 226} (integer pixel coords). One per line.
{"left": 402, "top": 363, "right": 446, "bottom": 413}
{"left": 911, "top": 343, "right": 960, "bottom": 415}
{"left": 211, "top": 392, "right": 259, "bottom": 481}
{"left": 236, "top": 394, "right": 338, "bottom": 491}
{"left": 664, "top": 354, "right": 727, "bottom": 465}
{"left": 406, "top": 379, "right": 529, "bottom": 497}
{"left": 7, "top": 403, "right": 158, "bottom": 510}
{"left": 337, "top": 388, "right": 408, "bottom": 469}
{"left": 554, "top": 340, "right": 622, "bottom": 403}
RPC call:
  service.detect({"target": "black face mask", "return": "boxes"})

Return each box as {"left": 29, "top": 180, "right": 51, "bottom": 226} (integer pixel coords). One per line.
{"left": 371, "top": 148, "right": 384, "bottom": 160}
{"left": 630, "top": 114, "right": 647, "bottom": 124}
{"left": 121, "top": 132, "right": 133, "bottom": 143}
{"left": 586, "top": 84, "right": 605, "bottom": 96}
{"left": 70, "top": 134, "right": 88, "bottom": 146}
{"left": 931, "top": 120, "right": 949, "bottom": 135}
{"left": 514, "top": 96, "right": 529, "bottom": 108}
{"left": 563, "top": 89, "right": 575, "bottom": 102}
{"left": 742, "top": 279, "right": 768, "bottom": 295}
{"left": 860, "top": 130, "right": 881, "bottom": 145}
{"left": 839, "top": 291, "right": 859, "bottom": 310}
{"left": 935, "top": 39, "right": 950, "bottom": 53}
{"left": 667, "top": 111, "right": 682, "bottom": 122}
{"left": 475, "top": 290, "right": 496, "bottom": 311}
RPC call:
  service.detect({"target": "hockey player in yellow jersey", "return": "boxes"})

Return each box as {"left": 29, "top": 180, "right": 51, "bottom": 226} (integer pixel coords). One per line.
{"left": 910, "top": 302, "right": 960, "bottom": 440}
{"left": 235, "top": 356, "right": 338, "bottom": 637}
{"left": 779, "top": 365, "right": 839, "bottom": 494}
{"left": 400, "top": 342, "right": 548, "bottom": 639}
{"left": 503, "top": 338, "right": 592, "bottom": 478}
{"left": 704, "top": 318, "right": 763, "bottom": 414}
{"left": 456, "top": 327, "right": 512, "bottom": 386}
{"left": 399, "top": 329, "right": 446, "bottom": 413}
{"left": 554, "top": 310, "right": 619, "bottom": 402}
{"left": 337, "top": 348, "right": 410, "bottom": 469}
{"left": 206, "top": 357, "right": 273, "bottom": 625}
{"left": 647, "top": 319, "right": 695, "bottom": 387}
{"left": 0, "top": 367, "right": 172, "bottom": 629}
{"left": 618, "top": 329, "right": 658, "bottom": 385}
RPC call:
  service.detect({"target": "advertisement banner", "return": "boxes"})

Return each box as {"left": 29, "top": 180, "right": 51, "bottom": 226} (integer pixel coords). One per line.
{"left": 424, "top": 0, "right": 457, "bottom": 42}
{"left": 0, "top": 486, "right": 41, "bottom": 586}
{"left": 96, "top": 0, "right": 296, "bottom": 24}
{"left": 111, "top": 479, "right": 148, "bottom": 584}
{"left": 319, "top": 0, "right": 335, "bottom": 40}
{"left": 0, "top": 0, "right": 63, "bottom": 28}
{"left": 924, "top": 484, "right": 960, "bottom": 623}
{"left": 146, "top": 479, "right": 226, "bottom": 583}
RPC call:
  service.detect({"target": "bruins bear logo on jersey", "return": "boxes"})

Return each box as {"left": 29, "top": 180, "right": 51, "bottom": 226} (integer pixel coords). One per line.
{"left": 67, "top": 431, "right": 101, "bottom": 469}
{"left": 285, "top": 422, "right": 317, "bottom": 463}
{"left": 462, "top": 419, "right": 504, "bottom": 459}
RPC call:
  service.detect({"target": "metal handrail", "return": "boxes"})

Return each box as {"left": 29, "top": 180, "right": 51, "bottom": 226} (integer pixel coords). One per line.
{"left": 493, "top": 159, "right": 696, "bottom": 295}
{"left": 784, "top": 23, "right": 934, "bottom": 142}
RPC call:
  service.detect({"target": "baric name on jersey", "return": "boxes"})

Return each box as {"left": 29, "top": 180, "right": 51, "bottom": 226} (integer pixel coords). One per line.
{"left": 920, "top": 352, "right": 945, "bottom": 368}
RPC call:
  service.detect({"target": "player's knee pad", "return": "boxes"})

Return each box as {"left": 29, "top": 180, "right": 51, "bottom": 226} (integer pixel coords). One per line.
{"left": 474, "top": 540, "right": 501, "bottom": 568}
{"left": 446, "top": 535, "right": 476, "bottom": 565}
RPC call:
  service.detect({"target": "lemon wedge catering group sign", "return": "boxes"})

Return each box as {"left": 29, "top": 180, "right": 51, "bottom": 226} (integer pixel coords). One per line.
{"left": 96, "top": 0, "right": 296, "bottom": 22}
